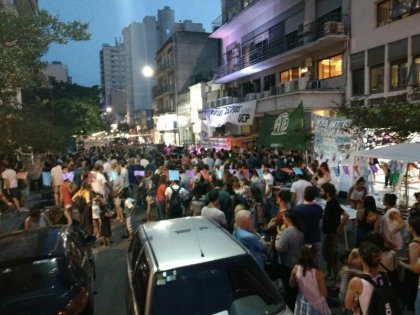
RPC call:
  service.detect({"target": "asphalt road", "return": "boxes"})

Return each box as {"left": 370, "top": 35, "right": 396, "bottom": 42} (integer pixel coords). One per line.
{"left": 93, "top": 208, "right": 146, "bottom": 315}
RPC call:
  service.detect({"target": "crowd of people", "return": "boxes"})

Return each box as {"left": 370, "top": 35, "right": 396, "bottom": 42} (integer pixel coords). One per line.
{"left": 2, "top": 142, "right": 420, "bottom": 314}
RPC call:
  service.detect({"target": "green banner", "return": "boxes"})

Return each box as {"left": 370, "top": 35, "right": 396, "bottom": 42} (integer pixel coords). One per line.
{"left": 257, "top": 101, "right": 306, "bottom": 149}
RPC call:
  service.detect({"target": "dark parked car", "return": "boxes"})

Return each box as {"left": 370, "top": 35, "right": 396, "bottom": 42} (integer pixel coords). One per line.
{"left": 0, "top": 226, "right": 96, "bottom": 315}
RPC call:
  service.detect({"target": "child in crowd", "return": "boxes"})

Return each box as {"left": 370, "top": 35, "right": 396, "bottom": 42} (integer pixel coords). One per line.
{"left": 119, "top": 191, "right": 136, "bottom": 239}
{"left": 100, "top": 207, "right": 113, "bottom": 247}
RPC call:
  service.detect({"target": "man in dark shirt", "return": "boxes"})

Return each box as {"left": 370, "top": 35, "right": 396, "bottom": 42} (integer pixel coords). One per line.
{"left": 321, "top": 182, "right": 349, "bottom": 279}
{"left": 294, "top": 186, "right": 323, "bottom": 264}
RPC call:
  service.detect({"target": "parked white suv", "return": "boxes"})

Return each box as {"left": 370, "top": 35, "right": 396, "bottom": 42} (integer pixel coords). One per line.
{"left": 126, "top": 216, "right": 292, "bottom": 315}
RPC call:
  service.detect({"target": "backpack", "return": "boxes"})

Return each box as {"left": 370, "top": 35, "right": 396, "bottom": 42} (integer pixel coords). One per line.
{"left": 359, "top": 273, "right": 401, "bottom": 315}
{"left": 169, "top": 186, "right": 182, "bottom": 209}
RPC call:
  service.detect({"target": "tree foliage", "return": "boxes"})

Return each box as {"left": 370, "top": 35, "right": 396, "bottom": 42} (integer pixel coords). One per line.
{"left": 0, "top": 4, "right": 90, "bottom": 105}
{"left": 10, "top": 81, "right": 102, "bottom": 152}
{"left": 0, "top": 3, "right": 91, "bottom": 153}
{"left": 338, "top": 99, "right": 420, "bottom": 148}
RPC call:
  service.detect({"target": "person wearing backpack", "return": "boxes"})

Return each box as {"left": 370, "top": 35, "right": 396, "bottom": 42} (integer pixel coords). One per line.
{"left": 399, "top": 211, "right": 420, "bottom": 314}
{"left": 345, "top": 241, "right": 401, "bottom": 314}
{"left": 165, "top": 179, "right": 188, "bottom": 219}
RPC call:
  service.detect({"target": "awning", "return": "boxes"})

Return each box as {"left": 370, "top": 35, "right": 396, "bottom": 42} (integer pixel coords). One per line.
{"left": 355, "top": 143, "right": 420, "bottom": 162}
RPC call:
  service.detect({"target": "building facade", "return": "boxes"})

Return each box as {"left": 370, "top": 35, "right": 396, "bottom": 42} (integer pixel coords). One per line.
{"left": 152, "top": 31, "right": 220, "bottom": 145}
{"left": 44, "top": 61, "right": 71, "bottom": 84}
{"left": 100, "top": 42, "right": 125, "bottom": 106}
{"left": 100, "top": 6, "right": 206, "bottom": 133}
{"left": 347, "top": 0, "right": 420, "bottom": 105}
{"left": 198, "top": 0, "right": 349, "bottom": 145}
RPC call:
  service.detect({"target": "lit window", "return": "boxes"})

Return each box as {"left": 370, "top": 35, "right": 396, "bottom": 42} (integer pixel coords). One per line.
{"left": 413, "top": 56, "right": 420, "bottom": 86}
{"left": 279, "top": 67, "right": 301, "bottom": 83}
{"left": 370, "top": 64, "right": 385, "bottom": 93}
{"left": 377, "top": 0, "right": 420, "bottom": 26}
{"left": 280, "top": 71, "right": 290, "bottom": 83}
{"left": 390, "top": 59, "right": 408, "bottom": 90}
{"left": 318, "top": 55, "right": 342, "bottom": 80}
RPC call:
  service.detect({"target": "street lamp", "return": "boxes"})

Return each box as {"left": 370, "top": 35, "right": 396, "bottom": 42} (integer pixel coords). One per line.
{"left": 106, "top": 106, "right": 112, "bottom": 113}
{"left": 142, "top": 65, "right": 154, "bottom": 78}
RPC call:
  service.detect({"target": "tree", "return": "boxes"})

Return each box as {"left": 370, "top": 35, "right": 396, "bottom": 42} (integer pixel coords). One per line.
{"left": 338, "top": 99, "right": 420, "bottom": 148}
{"left": 10, "top": 81, "right": 102, "bottom": 152}
{"left": 0, "top": 4, "right": 90, "bottom": 105}
{"left": 0, "top": 4, "right": 91, "bottom": 153}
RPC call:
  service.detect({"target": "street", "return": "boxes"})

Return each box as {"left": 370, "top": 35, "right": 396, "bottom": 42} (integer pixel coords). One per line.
{"left": 93, "top": 221, "right": 131, "bottom": 315}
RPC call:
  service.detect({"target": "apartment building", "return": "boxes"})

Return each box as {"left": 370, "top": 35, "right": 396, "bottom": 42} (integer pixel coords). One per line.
{"left": 100, "top": 6, "right": 206, "bottom": 133}
{"left": 348, "top": 0, "right": 420, "bottom": 104}
{"left": 100, "top": 42, "right": 125, "bottom": 104}
{"left": 153, "top": 31, "right": 220, "bottom": 145}
{"left": 201, "top": 0, "right": 349, "bottom": 144}
{"left": 43, "top": 61, "right": 71, "bottom": 84}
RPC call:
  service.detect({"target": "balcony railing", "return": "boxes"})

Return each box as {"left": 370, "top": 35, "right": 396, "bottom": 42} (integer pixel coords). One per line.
{"left": 221, "top": 0, "right": 259, "bottom": 24}
{"left": 203, "top": 77, "right": 344, "bottom": 109}
{"left": 152, "top": 83, "right": 175, "bottom": 98}
{"left": 156, "top": 59, "right": 174, "bottom": 75}
{"left": 154, "top": 106, "right": 176, "bottom": 115}
{"left": 214, "top": 13, "right": 346, "bottom": 80}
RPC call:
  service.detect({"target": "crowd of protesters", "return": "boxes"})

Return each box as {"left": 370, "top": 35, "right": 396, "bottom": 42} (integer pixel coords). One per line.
{"left": 2, "top": 142, "right": 420, "bottom": 314}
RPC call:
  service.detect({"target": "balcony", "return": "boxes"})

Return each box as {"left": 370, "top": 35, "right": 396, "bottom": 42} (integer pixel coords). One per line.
{"left": 204, "top": 77, "right": 344, "bottom": 110}
{"left": 154, "top": 105, "right": 176, "bottom": 116}
{"left": 214, "top": 15, "right": 347, "bottom": 83}
{"left": 152, "top": 84, "right": 175, "bottom": 98}
{"left": 155, "top": 59, "right": 174, "bottom": 78}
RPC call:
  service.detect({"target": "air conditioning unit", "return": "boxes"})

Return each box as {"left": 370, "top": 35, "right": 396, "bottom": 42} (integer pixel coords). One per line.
{"left": 246, "top": 93, "right": 256, "bottom": 100}
{"left": 278, "top": 83, "right": 286, "bottom": 94}
{"left": 284, "top": 81, "right": 292, "bottom": 93}
{"left": 299, "top": 77, "right": 309, "bottom": 90}
{"left": 324, "top": 21, "right": 344, "bottom": 34}
{"left": 232, "top": 97, "right": 239, "bottom": 103}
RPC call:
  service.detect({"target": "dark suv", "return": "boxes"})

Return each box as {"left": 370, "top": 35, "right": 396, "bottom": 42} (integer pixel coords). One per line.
{"left": 0, "top": 226, "right": 96, "bottom": 315}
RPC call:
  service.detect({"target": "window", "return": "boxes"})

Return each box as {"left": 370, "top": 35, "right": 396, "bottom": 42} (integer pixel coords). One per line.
{"left": 133, "top": 249, "right": 150, "bottom": 314}
{"left": 414, "top": 56, "right": 420, "bottom": 86}
{"left": 377, "top": 0, "right": 420, "bottom": 26}
{"left": 279, "top": 67, "right": 301, "bottom": 83}
{"left": 370, "top": 64, "right": 385, "bottom": 93}
{"left": 318, "top": 55, "right": 342, "bottom": 80}
{"left": 352, "top": 68, "right": 365, "bottom": 96}
{"left": 390, "top": 59, "right": 408, "bottom": 90}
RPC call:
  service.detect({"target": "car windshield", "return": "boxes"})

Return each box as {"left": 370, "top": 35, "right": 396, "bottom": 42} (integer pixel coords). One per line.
{"left": 0, "top": 258, "right": 69, "bottom": 305}
{"left": 151, "top": 255, "right": 286, "bottom": 315}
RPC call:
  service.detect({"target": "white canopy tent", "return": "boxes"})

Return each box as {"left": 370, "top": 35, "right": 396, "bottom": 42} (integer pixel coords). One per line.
{"left": 355, "top": 143, "right": 420, "bottom": 162}
{"left": 355, "top": 142, "right": 420, "bottom": 208}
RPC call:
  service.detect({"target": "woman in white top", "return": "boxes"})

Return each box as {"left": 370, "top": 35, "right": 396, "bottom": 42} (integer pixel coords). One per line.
{"left": 345, "top": 241, "right": 394, "bottom": 314}
{"left": 290, "top": 245, "right": 331, "bottom": 315}
{"left": 380, "top": 193, "right": 406, "bottom": 251}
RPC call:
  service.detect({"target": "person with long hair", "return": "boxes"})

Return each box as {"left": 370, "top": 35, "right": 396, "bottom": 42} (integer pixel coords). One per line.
{"left": 348, "top": 177, "right": 367, "bottom": 211}
{"left": 250, "top": 185, "right": 267, "bottom": 232}
{"left": 399, "top": 213, "right": 420, "bottom": 313}
{"left": 155, "top": 174, "right": 167, "bottom": 220}
{"left": 356, "top": 196, "right": 381, "bottom": 246}
{"left": 290, "top": 245, "right": 331, "bottom": 315}
{"left": 275, "top": 210, "right": 303, "bottom": 309}
{"left": 345, "top": 241, "right": 401, "bottom": 314}
{"left": 380, "top": 193, "right": 405, "bottom": 250}
{"left": 312, "top": 162, "right": 331, "bottom": 189}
